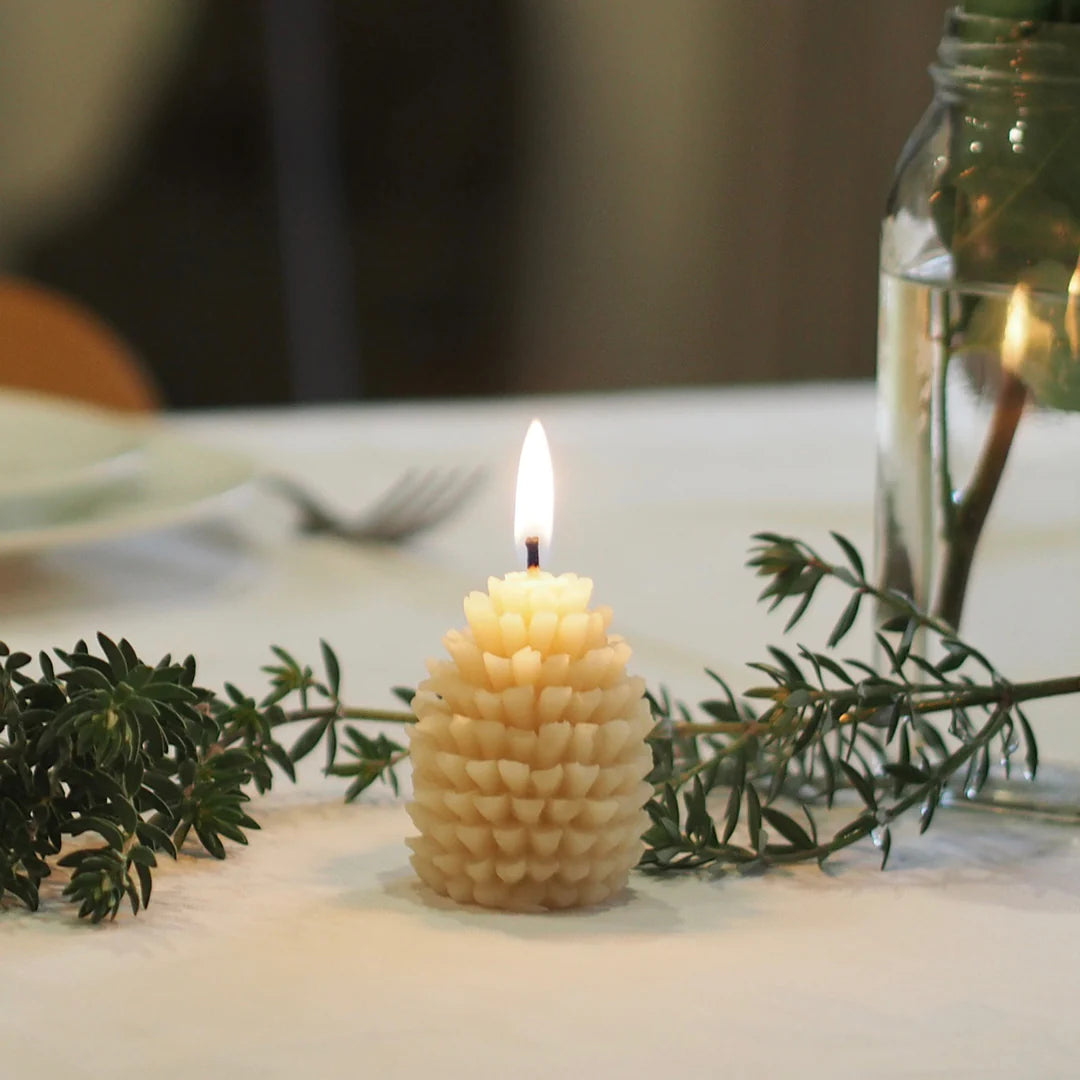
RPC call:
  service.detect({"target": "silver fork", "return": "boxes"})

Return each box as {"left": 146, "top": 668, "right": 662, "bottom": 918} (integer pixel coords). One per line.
{"left": 267, "top": 467, "right": 484, "bottom": 543}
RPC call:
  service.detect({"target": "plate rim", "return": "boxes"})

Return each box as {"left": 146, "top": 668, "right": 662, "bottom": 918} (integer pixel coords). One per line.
{"left": 0, "top": 432, "right": 254, "bottom": 554}
{"left": 0, "top": 388, "right": 150, "bottom": 499}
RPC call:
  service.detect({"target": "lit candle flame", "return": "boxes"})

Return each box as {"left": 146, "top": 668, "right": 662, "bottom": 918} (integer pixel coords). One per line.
{"left": 1067, "top": 260, "right": 1080, "bottom": 358}
{"left": 1001, "top": 283, "right": 1032, "bottom": 373}
{"left": 514, "top": 419, "right": 554, "bottom": 565}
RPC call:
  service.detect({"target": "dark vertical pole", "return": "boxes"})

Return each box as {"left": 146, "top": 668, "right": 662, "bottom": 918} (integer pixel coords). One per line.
{"left": 264, "top": 0, "right": 361, "bottom": 400}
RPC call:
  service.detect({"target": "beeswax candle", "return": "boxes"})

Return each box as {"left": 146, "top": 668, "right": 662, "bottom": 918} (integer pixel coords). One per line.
{"left": 406, "top": 421, "right": 652, "bottom": 910}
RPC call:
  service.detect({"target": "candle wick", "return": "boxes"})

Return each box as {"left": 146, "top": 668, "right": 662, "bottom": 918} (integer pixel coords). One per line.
{"left": 525, "top": 537, "right": 540, "bottom": 571}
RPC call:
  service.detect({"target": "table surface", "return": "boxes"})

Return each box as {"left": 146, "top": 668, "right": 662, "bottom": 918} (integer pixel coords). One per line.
{"left": 1, "top": 383, "right": 1078, "bottom": 1080}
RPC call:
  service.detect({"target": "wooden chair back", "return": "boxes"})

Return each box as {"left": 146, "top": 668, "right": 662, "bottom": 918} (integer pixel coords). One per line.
{"left": 0, "top": 279, "right": 160, "bottom": 412}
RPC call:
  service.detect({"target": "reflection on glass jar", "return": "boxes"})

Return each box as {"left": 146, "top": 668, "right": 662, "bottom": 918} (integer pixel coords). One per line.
{"left": 876, "top": 6, "right": 1080, "bottom": 632}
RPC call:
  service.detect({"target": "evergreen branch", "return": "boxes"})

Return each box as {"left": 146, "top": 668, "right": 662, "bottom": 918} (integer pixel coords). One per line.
{"left": 639, "top": 532, "right": 1063, "bottom": 875}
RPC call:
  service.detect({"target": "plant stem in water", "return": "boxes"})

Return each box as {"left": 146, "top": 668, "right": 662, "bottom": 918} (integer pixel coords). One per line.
{"left": 934, "top": 368, "right": 1028, "bottom": 628}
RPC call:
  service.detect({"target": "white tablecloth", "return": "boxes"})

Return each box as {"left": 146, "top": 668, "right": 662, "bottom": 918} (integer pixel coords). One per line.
{"left": 2, "top": 383, "right": 1078, "bottom": 1079}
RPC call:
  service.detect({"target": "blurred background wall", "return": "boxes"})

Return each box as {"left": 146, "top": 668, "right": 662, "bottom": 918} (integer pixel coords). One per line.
{"left": 0, "top": 0, "right": 945, "bottom": 407}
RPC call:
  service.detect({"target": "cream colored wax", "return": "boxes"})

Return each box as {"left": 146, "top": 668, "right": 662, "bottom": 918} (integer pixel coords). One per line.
{"left": 406, "top": 570, "right": 653, "bottom": 910}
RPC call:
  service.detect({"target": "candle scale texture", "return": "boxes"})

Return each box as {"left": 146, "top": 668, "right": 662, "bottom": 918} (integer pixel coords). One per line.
{"left": 407, "top": 572, "right": 653, "bottom": 910}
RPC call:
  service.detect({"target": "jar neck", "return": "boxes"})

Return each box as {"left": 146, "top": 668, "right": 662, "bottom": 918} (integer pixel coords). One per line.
{"left": 932, "top": 6, "right": 1080, "bottom": 101}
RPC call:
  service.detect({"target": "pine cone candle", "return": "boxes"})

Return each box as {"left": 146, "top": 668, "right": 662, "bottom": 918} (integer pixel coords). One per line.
{"left": 406, "top": 570, "right": 653, "bottom": 911}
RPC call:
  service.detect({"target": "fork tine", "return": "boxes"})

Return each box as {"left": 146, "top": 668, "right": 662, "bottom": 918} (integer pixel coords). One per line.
{"left": 365, "top": 467, "right": 483, "bottom": 542}
{"left": 361, "top": 470, "right": 454, "bottom": 542}
{"left": 404, "top": 467, "right": 485, "bottom": 535}
{"left": 353, "top": 468, "right": 428, "bottom": 527}
{"left": 360, "top": 469, "right": 445, "bottom": 540}
{"left": 268, "top": 465, "right": 484, "bottom": 544}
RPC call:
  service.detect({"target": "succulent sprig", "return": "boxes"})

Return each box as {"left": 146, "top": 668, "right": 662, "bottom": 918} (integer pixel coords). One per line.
{"left": 0, "top": 636, "right": 411, "bottom": 922}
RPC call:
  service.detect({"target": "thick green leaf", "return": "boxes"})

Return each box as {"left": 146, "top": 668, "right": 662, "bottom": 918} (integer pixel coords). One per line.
{"left": 142, "top": 682, "right": 198, "bottom": 703}
{"left": 62, "top": 815, "right": 126, "bottom": 850}
{"left": 194, "top": 825, "right": 226, "bottom": 860}
{"left": 136, "top": 821, "right": 178, "bottom": 859}
{"left": 135, "top": 862, "right": 153, "bottom": 909}
{"left": 392, "top": 686, "right": 416, "bottom": 707}
{"left": 1016, "top": 707, "right": 1039, "bottom": 779}
{"left": 97, "top": 633, "right": 129, "bottom": 678}
{"left": 761, "top": 806, "right": 814, "bottom": 850}
{"left": 4, "top": 874, "right": 40, "bottom": 911}
{"left": 838, "top": 761, "right": 877, "bottom": 810}
{"left": 828, "top": 592, "right": 863, "bottom": 648}
{"left": 878, "top": 826, "right": 892, "bottom": 870}
{"left": 830, "top": 531, "right": 865, "bottom": 580}
{"left": 289, "top": 717, "right": 331, "bottom": 763}
{"left": 320, "top": 640, "right": 341, "bottom": 699}
{"left": 745, "top": 785, "right": 763, "bottom": 852}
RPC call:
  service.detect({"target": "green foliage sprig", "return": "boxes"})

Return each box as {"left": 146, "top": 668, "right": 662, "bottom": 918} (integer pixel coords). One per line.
{"left": 2, "top": 533, "right": 1074, "bottom": 923}
{"left": 638, "top": 532, "right": 1076, "bottom": 874}
{"left": 0, "top": 638, "right": 411, "bottom": 922}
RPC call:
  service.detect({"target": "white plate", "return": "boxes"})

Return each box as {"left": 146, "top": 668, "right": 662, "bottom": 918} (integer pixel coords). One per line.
{"left": 0, "top": 389, "right": 148, "bottom": 499}
{"left": 0, "top": 432, "right": 253, "bottom": 554}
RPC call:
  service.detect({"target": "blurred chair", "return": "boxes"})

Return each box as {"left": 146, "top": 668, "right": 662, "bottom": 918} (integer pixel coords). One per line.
{"left": 0, "top": 278, "right": 160, "bottom": 412}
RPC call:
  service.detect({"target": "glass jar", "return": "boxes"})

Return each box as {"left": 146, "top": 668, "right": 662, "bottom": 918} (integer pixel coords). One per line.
{"left": 876, "top": 8, "right": 1080, "bottom": 633}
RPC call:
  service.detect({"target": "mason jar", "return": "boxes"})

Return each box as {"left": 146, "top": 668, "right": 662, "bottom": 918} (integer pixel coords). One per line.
{"left": 876, "top": 7, "right": 1080, "bottom": 635}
